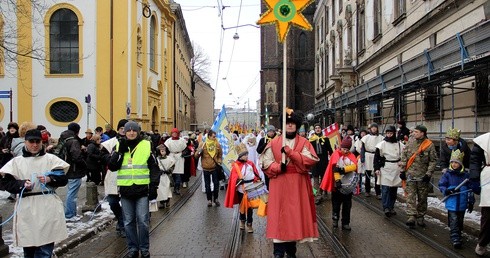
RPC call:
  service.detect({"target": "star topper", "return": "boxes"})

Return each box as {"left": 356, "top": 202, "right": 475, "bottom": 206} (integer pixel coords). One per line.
{"left": 257, "top": 0, "right": 314, "bottom": 43}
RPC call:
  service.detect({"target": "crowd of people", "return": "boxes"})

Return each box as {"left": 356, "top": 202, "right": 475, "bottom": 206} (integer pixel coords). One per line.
{"left": 0, "top": 114, "right": 488, "bottom": 257}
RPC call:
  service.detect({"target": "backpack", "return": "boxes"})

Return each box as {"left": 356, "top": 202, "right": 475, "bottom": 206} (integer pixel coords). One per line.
{"left": 53, "top": 136, "right": 74, "bottom": 161}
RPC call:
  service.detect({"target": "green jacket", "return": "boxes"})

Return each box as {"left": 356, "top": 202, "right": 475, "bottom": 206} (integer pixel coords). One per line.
{"left": 400, "top": 137, "right": 438, "bottom": 178}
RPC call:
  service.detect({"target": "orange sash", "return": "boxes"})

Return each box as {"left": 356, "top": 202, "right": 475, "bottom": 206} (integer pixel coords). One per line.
{"left": 405, "top": 139, "right": 432, "bottom": 171}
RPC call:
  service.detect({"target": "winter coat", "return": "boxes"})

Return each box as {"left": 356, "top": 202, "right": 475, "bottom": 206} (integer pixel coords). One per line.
{"left": 438, "top": 167, "right": 470, "bottom": 211}
{"left": 195, "top": 139, "right": 223, "bottom": 171}
{"left": 0, "top": 131, "right": 18, "bottom": 166}
{"left": 108, "top": 137, "right": 160, "bottom": 199}
{"left": 400, "top": 137, "right": 438, "bottom": 179}
{"left": 309, "top": 134, "right": 333, "bottom": 177}
{"left": 59, "top": 130, "right": 87, "bottom": 179}
{"left": 10, "top": 137, "right": 25, "bottom": 157}
{"left": 439, "top": 138, "right": 471, "bottom": 170}
{"left": 469, "top": 132, "right": 490, "bottom": 207}
{"left": 0, "top": 148, "right": 69, "bottom": 247}
{"left": 86, "top": 141, "right": 103, "bottom": 171}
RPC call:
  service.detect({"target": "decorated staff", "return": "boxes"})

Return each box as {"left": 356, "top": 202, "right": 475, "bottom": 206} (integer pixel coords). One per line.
{"left": 258, "top": 4, "right": 315, "bottom": 256}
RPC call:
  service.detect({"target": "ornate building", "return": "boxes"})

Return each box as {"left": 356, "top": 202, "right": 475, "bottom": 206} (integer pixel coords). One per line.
{"left": 313, "top": 0, "right": 490, "bottom": 137}
{"left": 0, "top": 0, "right": 194, "bottom": 135}
{"left": 259, "top": 2, "right": 316, "bottom": 128}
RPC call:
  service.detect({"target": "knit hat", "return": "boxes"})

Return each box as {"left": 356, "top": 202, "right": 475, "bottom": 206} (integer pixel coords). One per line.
{"left": 117, "top": 119, "right": 128, "bottom": 130}
{"left": 415, "top": 124, "right": 427, "bottom": 133}
{"left": 299, "top": 125, "right": 305, "bottom": 133}
{"left": 124, "top": 121, "right": 141, "bottom": 133}
{"left": 25, "top": 129, "right": 42, "bottom": 141}
{"left": 449, "top": 149, "right": 464, "bottom": 166}
{"left": 68, "top": 122, "right": 81, "bottom": 133}
{"left": 7, "top": 122, "right": 19, "bottom": 131}
{"left": 445, "top": 128, "right": 461, "bottom": 140}
{"left": 385, "top": 125, "right": 396, "bottom": 133}
{"left": 370, "top": 123, "right": 379, "bottom": 129}
{"left": 340, "top": 137, "right": 352, "bottom": 149}
{"left": 156, "top": 144, "right": 166, "bottom": 150}
{"left": 236, "top": 143, "right": 249, "bottom": 158}
{"left": 171, "top": 128, "right": 179, "bottom": 134}
{"left": 267, "top": 125, "right": 276, "bottom": 132}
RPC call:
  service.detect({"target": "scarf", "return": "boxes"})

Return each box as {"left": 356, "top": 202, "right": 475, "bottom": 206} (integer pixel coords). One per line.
{"left": 205, "top": 137, "right": 217, "bottom": 158}
{"left": 309, "top": 133, "right": 325, "bottom": 155}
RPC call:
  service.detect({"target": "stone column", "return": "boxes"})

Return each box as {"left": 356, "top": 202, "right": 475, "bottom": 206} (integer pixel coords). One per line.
{"left": 82, "top": 182, "right": 101, "bottom": 213}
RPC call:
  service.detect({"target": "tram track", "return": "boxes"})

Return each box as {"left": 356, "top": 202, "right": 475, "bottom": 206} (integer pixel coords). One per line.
{"left": 117, "top": 173, "right": 202, "bottom": 258}
{"left": 353, "top": 195, "right": 465, "bottom": 258}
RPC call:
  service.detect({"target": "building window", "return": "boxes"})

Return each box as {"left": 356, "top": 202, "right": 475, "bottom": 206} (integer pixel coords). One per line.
{"left": 357, "top": 3, "right": 365, "bottom": 53}
{"left": 150, "top": 15, "right": 157, "bottom": 70}
{"left": 339, "top": 0, "right": 343, "bottom": 13}
{"left": 331, "top": 0, "right": 335, "bottom": 26}
{"left": 325, "top": 54, "right": 329, "bottom": 82}
{"left": 373, "top": 0, "right": 382, "bottom": 39}
{"left": 476, "top": 72, "right": 490, "bottom": 115}
{"left": 49, "top": 100, "right": 79, "bottom": 122}
{"left": 394, "top": 0, "right": 406, "bottom": 19}
{"left": 424, "top": 86, "right": 442, "bottom": 120}
{"left": 49, "top": 8, "right": 79, "bottom": 74}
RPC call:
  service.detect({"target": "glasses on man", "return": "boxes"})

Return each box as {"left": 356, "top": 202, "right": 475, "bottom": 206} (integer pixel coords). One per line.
{"left": 28, "top": 139, "right": 41, "bottom": 144}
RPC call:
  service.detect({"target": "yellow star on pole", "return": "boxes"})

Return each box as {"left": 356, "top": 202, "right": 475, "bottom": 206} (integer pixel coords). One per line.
{"left": 257, "top": 0, "right": 314, "bottom": 43}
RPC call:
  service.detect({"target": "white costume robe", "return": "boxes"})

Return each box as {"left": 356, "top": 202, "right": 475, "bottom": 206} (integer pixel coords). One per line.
{"left": 165, "top": 138, "right": 187, "bottom": 175}
{"left": 1, "top": 153, "right": 69, "bottom": 247}
{"left": 375, "top": 140, "right": 404, "bottom": 187}
{"left": 156, "top": 156, "right": 175, "bottom": 201}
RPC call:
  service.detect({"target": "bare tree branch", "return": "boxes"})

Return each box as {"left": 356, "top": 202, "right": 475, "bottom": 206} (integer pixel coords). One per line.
{"left": 191, "top": 41, "right": 211, "bottom": 84}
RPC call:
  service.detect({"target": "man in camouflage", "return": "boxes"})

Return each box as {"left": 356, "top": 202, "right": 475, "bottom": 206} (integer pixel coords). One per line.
{"left": 399, "top": 125, "right": 437, "bottom": 228}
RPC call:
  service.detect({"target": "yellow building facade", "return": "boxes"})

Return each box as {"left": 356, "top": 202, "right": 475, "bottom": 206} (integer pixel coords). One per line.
{"left": 0, "top": 0, "right": 193, "bottom": 135}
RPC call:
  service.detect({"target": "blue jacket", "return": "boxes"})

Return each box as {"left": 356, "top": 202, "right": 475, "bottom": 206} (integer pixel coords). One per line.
{"left": 438, "top": 166, "right": 472, "bottom": 211}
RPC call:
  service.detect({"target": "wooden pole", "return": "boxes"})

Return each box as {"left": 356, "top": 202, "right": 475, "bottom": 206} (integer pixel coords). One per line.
{"left": 282, "top": 39, "right": 287, "bottom": 164}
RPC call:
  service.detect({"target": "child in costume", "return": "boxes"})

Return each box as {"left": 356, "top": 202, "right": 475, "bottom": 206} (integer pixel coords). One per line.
{"left": 156, "top": 144, "right": 175, "bottom": 208}
{"left": 224, "top": 143, "right": 264, "bottom": 233}
{"left": 438, "top": 149, "right": 475, "bottom": 249}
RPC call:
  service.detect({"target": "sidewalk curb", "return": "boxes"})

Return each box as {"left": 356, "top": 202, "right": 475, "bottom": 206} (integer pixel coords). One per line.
{"left": 396, "top": 193, "right": 480, "bottom": 238}
{"left": 54, "top": 217, "right": 114, "bottom": 257}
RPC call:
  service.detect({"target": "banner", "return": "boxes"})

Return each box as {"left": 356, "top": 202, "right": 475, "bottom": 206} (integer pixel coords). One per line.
{"left": 323, "top": 123, "right": 342, "bottom": 150}
{"left": 211, "top": 105, "right": 238, "bottom": 177}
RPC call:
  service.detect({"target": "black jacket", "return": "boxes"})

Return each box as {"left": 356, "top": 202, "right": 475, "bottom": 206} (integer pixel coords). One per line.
{"left": 309, "top": 134, "right": 333, "bottom": 177}
{"left": 108, "top": 137, "right": 160, "bottom": 199}
{"left": 60, "top": 130, "right": 87, "bottom": 179}
{"left": 86, "top": 141, "right": 102, "bottom": 171}
{"left": 439, "top": 138, "right": 471, "bottom": 169}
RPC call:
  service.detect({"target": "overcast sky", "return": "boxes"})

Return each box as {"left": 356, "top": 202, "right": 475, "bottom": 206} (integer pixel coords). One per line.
{"left": 178, "top": 1, "right": 261, "bottom": 110}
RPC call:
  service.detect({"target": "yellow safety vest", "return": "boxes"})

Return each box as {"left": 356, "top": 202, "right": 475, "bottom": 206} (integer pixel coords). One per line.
{"left": 117, "top": 140, "right": 151, "bottom": 186}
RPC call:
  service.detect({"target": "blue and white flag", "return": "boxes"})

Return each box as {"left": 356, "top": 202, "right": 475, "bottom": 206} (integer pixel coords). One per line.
{"left": 211, "top": 105, "right": 238, "bottom": 177}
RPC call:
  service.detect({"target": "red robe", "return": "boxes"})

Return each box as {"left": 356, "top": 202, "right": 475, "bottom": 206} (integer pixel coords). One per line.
{"left": 224, "top": 160, "right": 260, "bottom": 208}
{"left": 263, "top": 135, "right": 319, "bottom": 241}
{"left": 320, "top": 149, "right": 357, "bottom": 192}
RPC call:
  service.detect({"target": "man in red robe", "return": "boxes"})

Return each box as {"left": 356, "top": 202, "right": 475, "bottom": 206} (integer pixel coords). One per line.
{"left": 259, "top": 108, "right": 319, "bottom": 258}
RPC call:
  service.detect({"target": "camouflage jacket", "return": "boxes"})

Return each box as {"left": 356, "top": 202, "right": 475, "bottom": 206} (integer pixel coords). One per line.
{"left": 400, "top": 137, "right": 438, "bottom": 178}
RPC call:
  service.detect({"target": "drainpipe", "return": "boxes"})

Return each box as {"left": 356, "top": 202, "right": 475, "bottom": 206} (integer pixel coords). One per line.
{"left": 109, "top": 0, "right": 114, "bottom": 126}
{"left": 173, "top": 24, "right": 177, "bottom": 128}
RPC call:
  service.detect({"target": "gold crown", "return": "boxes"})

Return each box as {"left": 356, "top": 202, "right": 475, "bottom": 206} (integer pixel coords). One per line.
{"left": 450, "top": 149, "right": 464, "bottom": 163}
{"left": 446, "top": 128, "right": 461, "bottom": 140}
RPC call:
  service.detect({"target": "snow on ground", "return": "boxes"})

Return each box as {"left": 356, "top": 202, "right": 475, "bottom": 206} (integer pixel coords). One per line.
{"left": 3, "top": 202, "right": 114, "bottom": 257}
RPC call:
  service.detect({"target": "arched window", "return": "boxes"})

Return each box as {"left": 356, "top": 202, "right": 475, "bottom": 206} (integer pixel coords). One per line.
{"left": 150, "top": 15, "right": 156, "bottom": 70}
{"left": 49, "top": 8, "right": 79, "bottom": 74}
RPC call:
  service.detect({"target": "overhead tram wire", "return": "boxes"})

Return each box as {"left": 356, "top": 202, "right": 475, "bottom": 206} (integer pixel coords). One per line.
{"left": 222, "top": 0, "right": 243, "bottom": 82}
{"left": 214, "top": 0, "right": 226, "bottom": 93}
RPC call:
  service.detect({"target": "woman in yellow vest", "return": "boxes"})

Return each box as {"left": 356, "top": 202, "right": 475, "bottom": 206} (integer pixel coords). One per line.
{"left": 108, "top": 121, "right": 160, "bottom": 258}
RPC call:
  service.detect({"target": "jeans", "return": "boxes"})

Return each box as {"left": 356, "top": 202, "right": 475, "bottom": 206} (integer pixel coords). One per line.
{"left": 107, "top": 194, "right": 124, "bottom": 230}
{"left": 203, "top": 169, "right": 219, "bottom": 201}
{"left": 65, "top": 178, "right": 82, "bottom": 218}
{"left": 23, "top": 242, "right": 54, "bottom": 258}
{"left": 121, "top": 196, "right": 150, "bottom": 253}
{"left": 448, "top": 211, "right": 465, "bottom": 243}
{"left": 332, "top": 191, "right": 352, "bottom": 225}
{"left": 173, "top": 174, "right": 182, "bottom": 191}
{"left": 381, "top": 185, "right": 398, "bottom": 210}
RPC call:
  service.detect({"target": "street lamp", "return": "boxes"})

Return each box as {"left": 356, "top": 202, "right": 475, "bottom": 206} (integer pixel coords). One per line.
{"left": 233, "top": 33, "right": 239, "bottom": 40}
